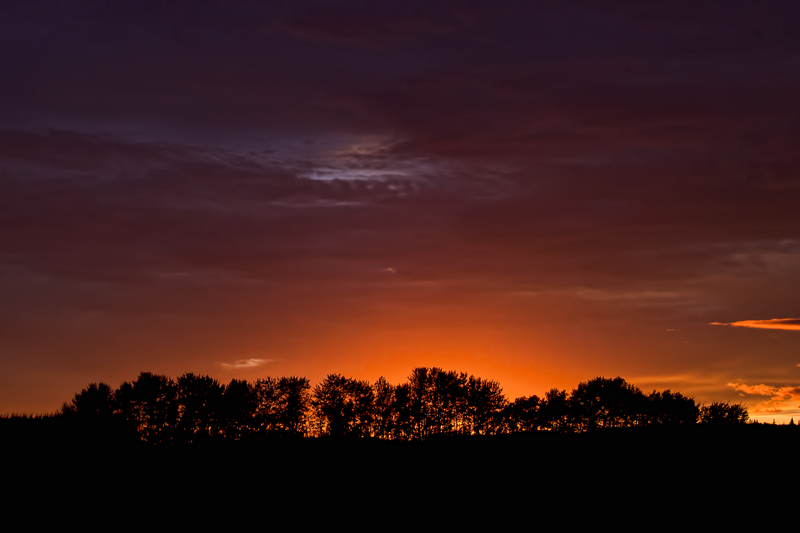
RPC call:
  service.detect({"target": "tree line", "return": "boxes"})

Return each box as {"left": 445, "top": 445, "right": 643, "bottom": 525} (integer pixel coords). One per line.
{"left": 57, "top": 367, "right": 750, "bottom": 443}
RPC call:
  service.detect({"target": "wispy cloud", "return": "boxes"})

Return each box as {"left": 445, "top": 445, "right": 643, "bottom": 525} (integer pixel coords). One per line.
{"left": 728, "top": 381, "right": 800, "bottom": 414}
{"left": 220, "top": 358, "right": 273, "bottom": 369}
{"left": 711, "top": 318, "right": 800, "bottom": 331}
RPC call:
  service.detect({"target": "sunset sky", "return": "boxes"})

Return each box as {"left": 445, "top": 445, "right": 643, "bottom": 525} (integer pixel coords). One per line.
{"left": 2, "top": 1, "right": 800, "bottom": 422}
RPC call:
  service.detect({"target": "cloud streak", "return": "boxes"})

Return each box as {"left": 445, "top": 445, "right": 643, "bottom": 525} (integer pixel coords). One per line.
{"left": 711, "top": 319, "right": 800, "bottom": 331}
{"left": 220, "top": 358, "right": 273, "bottom": 369}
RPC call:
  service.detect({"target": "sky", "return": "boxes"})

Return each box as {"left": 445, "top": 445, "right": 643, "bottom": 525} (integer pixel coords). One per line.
{"left": 2, "top": 0, "right": 800, "bottom": 421}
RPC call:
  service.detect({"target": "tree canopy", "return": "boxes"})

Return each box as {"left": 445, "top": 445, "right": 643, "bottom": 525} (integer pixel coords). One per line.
{"left": 53, "top": 368, "right": 754, "bottom": 444}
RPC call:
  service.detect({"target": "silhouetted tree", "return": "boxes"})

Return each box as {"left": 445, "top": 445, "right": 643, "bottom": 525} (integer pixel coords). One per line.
{"left": 371, "top": 376, "right": 396, "bottom": 439}
{"left": 61, "top": 382, "right": 116, "bottom": 424}
{"left": 504, "top": 395, "right": 542, "bottom": 433}
{"left": 252, "top": 376, "right": 310, "bottom": 436}
{"left": 349, "top": 379, "right": 375, "bottom": 437}
{"left": 221, "top": 378, "right": 257, "bottom": 439}
{"left": 647, "top": 390, "right": 699, "bottom": 425}
{"left": 252, "top": 377, "right": 281, "bottom": 434}
{"left": 539, "top": 388, "right": 572, "bottom": 433}
{"left": 570, "top": 377, "right": 647, "bottom": 432}
{"left": 699, "top": 401, "right": 749, "bottom": 425}
{"left": 312, "top": 374, "right": 373, "bottom": 437}
{"left": 398, "top": 367, "right": 507, "bottom": 437}
{"left": 176, "top": 373, "right": 224, "bottom": 441}
{"left": 392, "top": 382, "right": 413, "bottom": 440}
{"left": 277, "top": 376, "right": 311, "bottom": 436}
{"left": 432, "top": 369, "right": 470, "bottom": 435}
{"left": 405, "top": 367, "right": 438, "bottom": 440}
{"left": 466, "top": 375, "right": 507, "bottom": 435}
{"left": 403, "top": 367, "right": 467, "bottom": 437}
{"left": 115, "top": 372, "right": 179, "bottom": 443}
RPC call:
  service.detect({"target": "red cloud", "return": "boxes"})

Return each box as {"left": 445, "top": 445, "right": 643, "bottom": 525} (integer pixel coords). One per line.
{"left": 728, "top": 381, "right": 800, "bottom": 414}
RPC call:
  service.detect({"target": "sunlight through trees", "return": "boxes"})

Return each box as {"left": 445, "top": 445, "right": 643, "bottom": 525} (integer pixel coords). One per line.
{"left": 54, "top": 369, "right": 752, "bottom": 444}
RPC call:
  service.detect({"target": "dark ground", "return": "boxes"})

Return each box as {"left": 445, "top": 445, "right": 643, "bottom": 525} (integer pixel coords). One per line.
{"left": 4, "top": 420, "right": 792, "bottom": 523}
